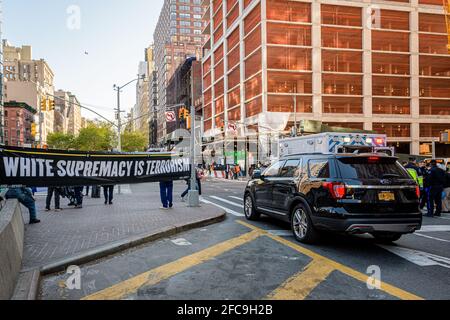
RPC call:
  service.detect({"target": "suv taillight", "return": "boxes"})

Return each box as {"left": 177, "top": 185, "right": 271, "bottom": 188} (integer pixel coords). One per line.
{"left": 323, "top": 182, "right": 346, "bottom": 199}
{"left": 415, "top": 186, "right": 421, "bottom": 199}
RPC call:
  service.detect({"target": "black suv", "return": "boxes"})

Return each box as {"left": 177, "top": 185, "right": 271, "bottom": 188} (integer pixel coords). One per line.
{"left": 244, "top": 153, "right": 422, "bottom": 244}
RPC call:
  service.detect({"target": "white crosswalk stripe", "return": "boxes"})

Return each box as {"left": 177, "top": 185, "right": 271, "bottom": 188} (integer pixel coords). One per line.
{"left": 419, "top": 225, "right": 450, "bottom": 233}
{"left": 229, "top": 196, "right": 243, "bottom": 202}
{"left": 210, "top": 196, "right": 244, "bottom": 209}
{"left": 201, "top": 198, "right": 245, "bottom": 217}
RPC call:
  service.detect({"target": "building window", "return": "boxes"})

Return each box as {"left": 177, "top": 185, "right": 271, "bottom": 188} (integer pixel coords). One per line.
{"left": 323, "top": 74, "right": 363, "bottom": 95}
{"left": 323, "top": 97, "right": 363, "bottom": 114}
{"left": 420, "top": 100, "right": 450, "bottom": 115}
{"left": 373, "top": 98, "right": 411, "bottom": 115}
{"left": 268, "top": 95, "right": 312, "bottom": 113}
{"left": 267, "top": 0, "right": 311, "bottom": 23}
{"left": 373, "top": 123, "right": 411, "bottom": 138}
{"left": 420, "top": 123, "right": 449, "bottom": 138}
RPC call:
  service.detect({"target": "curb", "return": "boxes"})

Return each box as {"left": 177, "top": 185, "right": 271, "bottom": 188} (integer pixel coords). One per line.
{"left": 12, "top": 209, "right": 226, "bottom": 300}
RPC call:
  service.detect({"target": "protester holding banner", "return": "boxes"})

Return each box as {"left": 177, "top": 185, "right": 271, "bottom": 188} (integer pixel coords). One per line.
{"left": 45, "top": 187, "right": 61, "bottom": 212}
{"left": 103, "top": 185, "right": 115, "bottom": 205}
{"left": 74, "top": 186, "right": 84, "bottom": 209}
{"left": 5, "top": 187, "right": 40, "bottom": 224}
{"left": 159, "top": 181, "right": 174, "bottom": 210}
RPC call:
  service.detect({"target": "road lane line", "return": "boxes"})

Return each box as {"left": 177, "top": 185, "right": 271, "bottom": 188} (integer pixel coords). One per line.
{"left": 201, "top": 198, "right": 245, "bottom": 217}
{"left": 229, "top": 196, "right": 243, "bottom": 201}
{"left": 237, "top": 220, "right": 423, "bottom": 301}
{"left": 267, "top": 260, "right": 334, "bottom": 300}
{"left": 82, "top": 230, "right": 260, "bottom": 300}
{"left": 414, "top": 233, "right": 450, "bottom": 243}
{"left": 378, "top": 245, "right": 450, "bottom": 269}
{"left": 419, "top": 225, "right": 450, "bottom": 232}
{"left": 210, "top": 196, "right": 244, "bottom": 208}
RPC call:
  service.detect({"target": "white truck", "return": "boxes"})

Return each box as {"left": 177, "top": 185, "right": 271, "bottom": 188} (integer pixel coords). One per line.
{"left": 279, "top": 132, "right": 393, "bottom": 157}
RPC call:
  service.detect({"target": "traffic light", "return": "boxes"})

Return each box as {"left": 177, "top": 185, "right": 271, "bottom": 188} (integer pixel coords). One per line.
{"left": 31, "top": 123, "right": 37, "bottom": 136}
{"left": 178, "top": 107, "right": 190, "bottom": 121}
{"left": 40, "top": 98, "right": 47, "bottom": 111}
{"left": 49, "top": 100, "right": 55, "bottom": 111}
{"left": 186, "top": 115, "right": 191, "bottom": 130}
{"left": 179, "top": 107, "right": 185, "bottom": 120}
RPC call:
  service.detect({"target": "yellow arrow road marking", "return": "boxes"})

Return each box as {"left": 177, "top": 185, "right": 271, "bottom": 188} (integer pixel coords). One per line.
{"left": 82, "top": 230, "right": 261, "bottom": 300}
{"left": 238, "top": 220, "right": 424, "bottom": 301}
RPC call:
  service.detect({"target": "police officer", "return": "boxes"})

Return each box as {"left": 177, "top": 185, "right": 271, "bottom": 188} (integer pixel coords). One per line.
{"left": 427, "top": 160, "right": 446, "bottom": 217}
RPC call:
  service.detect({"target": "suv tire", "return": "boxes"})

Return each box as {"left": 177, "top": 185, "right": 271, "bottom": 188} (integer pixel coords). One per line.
{"left": 291, "top": 203, "right": 320, "bottom": 244}
{"left": 244, "top": 194, "right": 260, "bottom": 221}
{"left": 372, "top": 232, "right": 402, "bottom": 243}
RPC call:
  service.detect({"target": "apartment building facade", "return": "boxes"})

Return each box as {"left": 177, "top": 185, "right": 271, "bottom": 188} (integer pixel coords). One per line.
{"left": 54, "top": 90, "right": 70, "bottom": 134}
{"left": 67, "top": 92, "right": 82, "bottom": 136}
{"left": 135, "top": 55, "right": 151, "bottom": 143}
{"left": 153, "top": 0, "right": 206, "bottom": 143}
{"left": 201, "top": 0, "right": 450, "bottom": 165}
{"left": 3, "top": 42, "right": 55, "bottom": 145}
{"left": 0, "top": 11, "right": 4, "bottom": 145}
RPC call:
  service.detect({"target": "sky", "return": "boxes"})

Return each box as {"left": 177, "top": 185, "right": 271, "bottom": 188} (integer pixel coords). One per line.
{"left": 2, "top": 0, "right": 164, "bottom": 120}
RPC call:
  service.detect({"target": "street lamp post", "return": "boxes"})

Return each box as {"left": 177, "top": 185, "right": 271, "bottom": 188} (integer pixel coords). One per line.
{"left": 113, "top": 76, "right": 143, "bottom": 194}
{"left": 188, "top": 69, "right": 199, "bottom": 207}
{"left": 113, "top": 77, "right": 142, "bottom": 152}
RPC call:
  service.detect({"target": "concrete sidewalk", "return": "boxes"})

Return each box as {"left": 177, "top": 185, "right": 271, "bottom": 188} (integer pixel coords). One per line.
{"left": 21, "top": 182, "right": 225, "bottom": 270}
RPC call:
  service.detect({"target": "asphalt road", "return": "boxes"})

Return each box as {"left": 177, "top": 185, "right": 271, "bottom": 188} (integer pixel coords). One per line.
{"left": 40, "top": 179, "right": 450, "bottom": 300}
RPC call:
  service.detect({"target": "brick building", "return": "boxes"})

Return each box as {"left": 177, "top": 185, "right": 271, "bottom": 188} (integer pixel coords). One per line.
{"left": 3, "top": 101, "right": 36, "bottom": 147}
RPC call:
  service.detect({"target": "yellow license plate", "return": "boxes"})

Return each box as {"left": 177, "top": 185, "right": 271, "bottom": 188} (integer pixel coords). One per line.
{"left": 379, "top": 192, "right": 395, "bottom": 201}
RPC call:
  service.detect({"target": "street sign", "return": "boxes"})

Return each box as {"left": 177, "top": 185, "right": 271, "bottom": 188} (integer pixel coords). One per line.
{"left": 228, "top": 123, "right": 237, "bottom": 132}
{"left": 165, "top": 111, "right": 176, "bottom": 123}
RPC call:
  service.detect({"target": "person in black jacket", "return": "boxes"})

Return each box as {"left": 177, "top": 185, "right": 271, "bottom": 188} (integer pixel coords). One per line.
{"left": 405, "top": 158, "right": 421, "bottom": 177}
{"left": 103, "top": 185, "right": 115, "bottom": 205}
{"left": 427, "top": 160, "right": 446, "bottom": 217}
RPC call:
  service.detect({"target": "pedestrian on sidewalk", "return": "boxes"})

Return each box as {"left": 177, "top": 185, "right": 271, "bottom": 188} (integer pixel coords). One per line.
{"left": 46, "top": 187, "right": 61, "bottom": 212}
{"left": 197, "top": 168, "right": 203, "bottom": 196}
{"left": 103, "top": 185, "right": 115, "bottom": 205}
{"left": 85, "top": 186, "right": 90, "bottom": 196}
{"left": 225, "top": 164, "right": 230, "bottom": 180}
{"left": 181, "top": 178, "right": 190, "bottom": 202}
{"left": 159, "top": 180, "right": 174, "bottom": 210}
{"left": 235, "top": 164, "right": 242, "bottom": 179}
{"left": 181, "top": 168, "right": 203, "bottom": 202}
{"left": 427, "top": 160, "right": 446, "bottom": 217}
{"left": 6, "top": 187, "right": 40, "bottom": 224}
{"left": 74, "top": 186, "right": 84, "bottom": 209}
{"left": 442, "top": 168, "right": 450, "bottom": 213}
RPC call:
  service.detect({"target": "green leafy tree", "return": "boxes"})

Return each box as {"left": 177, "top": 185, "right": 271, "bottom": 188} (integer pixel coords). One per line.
{"left": 74, "top": 124, "right": 115, "bottom": 151}
{"left": 47, "top": 132, "right": 76, "bottom": 150}
{"left": 121, "top": 131, "right": 148, "bottom": 152}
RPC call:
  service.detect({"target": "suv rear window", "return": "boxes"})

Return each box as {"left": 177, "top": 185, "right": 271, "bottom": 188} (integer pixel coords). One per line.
{"left": 309, "top": 159, "right": 331, "bottom": 178}
{"left": 337, "top": 157, "right": 410, "bottom": 180}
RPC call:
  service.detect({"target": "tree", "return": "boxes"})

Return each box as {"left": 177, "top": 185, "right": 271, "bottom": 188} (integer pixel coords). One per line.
{"left": 121, "top": 131, "right": 147, "bottom": 152}
{"left": 47, "top": 132, "right": 76, "bottom": 150}
{"left": 74, "top": 124, "right": 115, "bottom": 151}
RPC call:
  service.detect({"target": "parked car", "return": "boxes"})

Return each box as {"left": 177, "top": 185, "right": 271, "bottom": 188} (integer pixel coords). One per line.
{"left": 244, "top": 153, "right": 422, "bottom": 244}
